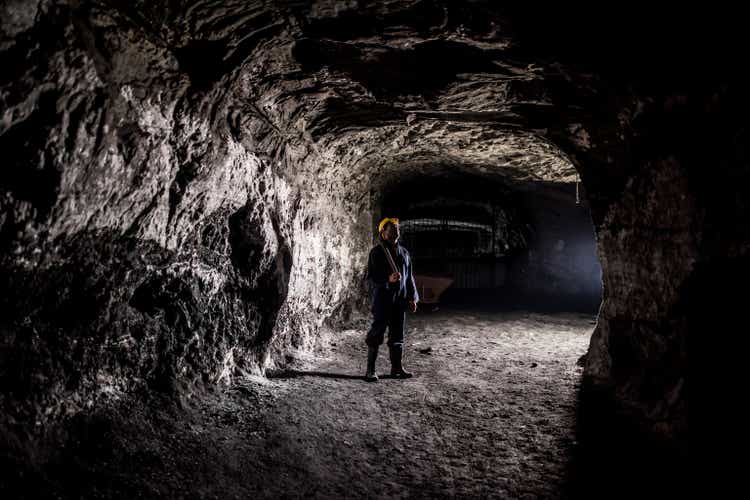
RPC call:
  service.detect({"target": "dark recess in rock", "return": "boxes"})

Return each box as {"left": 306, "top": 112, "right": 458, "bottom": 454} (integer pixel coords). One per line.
{"left": 0, "top": 91, "right": 62, "bottom": 222}
{"left": 294, "top": 38, "right": 506, "bottom": 99}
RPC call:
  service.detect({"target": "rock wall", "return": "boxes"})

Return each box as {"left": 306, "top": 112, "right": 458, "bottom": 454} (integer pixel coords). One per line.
{"left": 0, "top": 0, "right": 370, "bottom": 433}
{"left": 3, "top": 0, "right": 741, "bottom": 459}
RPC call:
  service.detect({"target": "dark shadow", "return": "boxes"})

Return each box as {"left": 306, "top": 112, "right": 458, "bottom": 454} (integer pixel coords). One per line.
{"left": 266, "top": 370, "right": 406, "bottom": 381}
{"left": 266, "top": 370, "right": 363, "bottom": 380}
{"left": 563, "top": 382, "right": 689, "bottom": 500}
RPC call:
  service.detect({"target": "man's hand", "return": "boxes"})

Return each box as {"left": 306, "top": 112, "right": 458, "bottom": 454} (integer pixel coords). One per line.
{"left": 388, "top": 272, "right": 401, "bottom": 283}
{"left": 408, "top": 300, "right": 418, "bottom": 313}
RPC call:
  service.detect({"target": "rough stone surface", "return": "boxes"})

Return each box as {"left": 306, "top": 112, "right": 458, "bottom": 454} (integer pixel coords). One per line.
{"left": 2, "top": 0, "right": 744, "bottom": 482}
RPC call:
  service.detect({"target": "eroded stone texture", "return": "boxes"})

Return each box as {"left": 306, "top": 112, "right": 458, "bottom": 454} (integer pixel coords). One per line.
{"left": 2, "top": 0, "right": 744, "bottom": 468}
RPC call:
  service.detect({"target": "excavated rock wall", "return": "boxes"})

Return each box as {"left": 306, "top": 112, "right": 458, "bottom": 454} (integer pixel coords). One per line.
{"left": 0, "top": 0, "right": 371, "bottom": 433}
{"left": 3, "top": 0, "right": 740, "bottom": 456}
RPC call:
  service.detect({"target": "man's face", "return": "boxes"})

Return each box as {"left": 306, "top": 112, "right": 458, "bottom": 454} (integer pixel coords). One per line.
{"left": 382, "top": 223, "right": 400, "bottom": 243}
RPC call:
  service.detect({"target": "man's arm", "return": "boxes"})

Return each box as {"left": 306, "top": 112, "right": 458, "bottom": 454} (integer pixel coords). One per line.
{"left": 406, "top": 252, "right": 420, "bottom": 303}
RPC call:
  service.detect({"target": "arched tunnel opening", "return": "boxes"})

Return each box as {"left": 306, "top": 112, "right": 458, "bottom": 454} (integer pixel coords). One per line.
{"left": 377, "top": 171, "right": 602, "bottom": 313}
{"left": 2, "top": 0, "right": 743, "bottom": 498}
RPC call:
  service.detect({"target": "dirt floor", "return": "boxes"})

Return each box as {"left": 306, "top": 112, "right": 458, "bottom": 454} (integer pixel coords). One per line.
{"left": 7, "top": 308, "right": 598, "bottom": 499}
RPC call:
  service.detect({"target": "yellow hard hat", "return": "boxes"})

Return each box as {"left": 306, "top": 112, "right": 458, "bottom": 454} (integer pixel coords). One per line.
{"left": 378, "top": 217, "right": 400, "bottom": 233}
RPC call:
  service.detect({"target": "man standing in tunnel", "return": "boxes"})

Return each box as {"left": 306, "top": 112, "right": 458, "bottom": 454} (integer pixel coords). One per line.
{"left": 365, "top": 217, "right": 419, "bottom": 382}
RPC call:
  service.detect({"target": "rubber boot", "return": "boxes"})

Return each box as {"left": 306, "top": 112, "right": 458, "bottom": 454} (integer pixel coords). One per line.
{"left": 365, "top": 345, "right": 379, "bottom": 382}
{"left": 389, "top": 345, "right": 413, "bottom": 379}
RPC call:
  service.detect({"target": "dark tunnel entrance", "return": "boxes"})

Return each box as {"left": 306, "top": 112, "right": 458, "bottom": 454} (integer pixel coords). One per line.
{"left": 378, "top": 173, "right": 602, "bottom": 313}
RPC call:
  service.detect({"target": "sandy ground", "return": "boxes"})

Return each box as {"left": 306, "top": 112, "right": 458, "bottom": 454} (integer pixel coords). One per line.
{"left": 261, "top": 309, "right": 595, "bottom": 499}
{"left": 7, "top": 309, "right": 597, "bottom": 499}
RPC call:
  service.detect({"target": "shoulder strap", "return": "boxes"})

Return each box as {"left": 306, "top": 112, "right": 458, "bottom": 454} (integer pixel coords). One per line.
{"left": 378, "top": 241, "right": 398, "bottom": 274}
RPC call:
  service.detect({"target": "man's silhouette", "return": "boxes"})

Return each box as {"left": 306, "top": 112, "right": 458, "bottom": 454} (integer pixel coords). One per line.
{"left": 364, "top": 217, "right": 419, "bottom": 382}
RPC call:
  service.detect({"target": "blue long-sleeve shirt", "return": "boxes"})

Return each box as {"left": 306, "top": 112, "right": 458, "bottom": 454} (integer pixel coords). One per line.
{"left": 366, "top": 242, "right": 419, "bottom": 304}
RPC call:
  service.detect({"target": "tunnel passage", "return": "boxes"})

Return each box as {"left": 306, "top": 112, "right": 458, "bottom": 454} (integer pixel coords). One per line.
{"left": 378, "top": 172, "right": 602, "bottom": 313}
{"left": 5, "top": 0, "right": 745, "bottom": 496}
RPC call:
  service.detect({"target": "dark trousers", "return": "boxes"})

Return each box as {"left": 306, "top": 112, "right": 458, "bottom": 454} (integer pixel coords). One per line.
{"left": 366, "top": 299, "right": 406, "bottom": 348}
